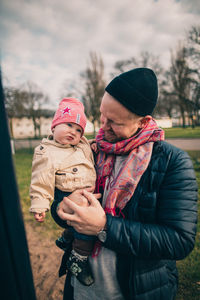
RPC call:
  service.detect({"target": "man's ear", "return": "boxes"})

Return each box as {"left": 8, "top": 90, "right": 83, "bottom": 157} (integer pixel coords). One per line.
{"left": 139, "top": 115, "right": 152, "bottom": 128}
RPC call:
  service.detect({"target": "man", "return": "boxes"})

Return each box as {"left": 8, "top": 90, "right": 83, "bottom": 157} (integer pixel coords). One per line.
{"left": 52, "top": 68, "right": 198, "bottom": 300}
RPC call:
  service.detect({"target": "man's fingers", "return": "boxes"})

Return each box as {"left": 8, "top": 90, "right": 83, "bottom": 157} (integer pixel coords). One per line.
{"left": 82, "top": 190, "right": 100, "bottom": 206}
{"left": 57, "top": 208, "right": 77, "bottom": 222}
{"left": 63, "top": 197, "right": 79, "bottom": 211}
{"left": 63, "top": 196, "right": 70, "bottom": 202}
{"left": 57, "top": 197, "right": 80, "bottom": 220}
{"left": 85, "top": 186, "right": 95, "bottom": 193}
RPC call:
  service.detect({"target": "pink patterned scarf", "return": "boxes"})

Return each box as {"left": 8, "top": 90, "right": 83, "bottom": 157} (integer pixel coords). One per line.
{"left": 95, "top": 118, "right": 165, "bottom": 216}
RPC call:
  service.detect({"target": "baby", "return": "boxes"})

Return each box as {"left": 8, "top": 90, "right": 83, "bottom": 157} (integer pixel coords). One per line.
{"left": 29, "top": 98, "right": 98, "bottom": 286}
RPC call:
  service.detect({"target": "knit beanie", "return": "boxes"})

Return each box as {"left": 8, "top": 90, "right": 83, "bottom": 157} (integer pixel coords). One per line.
{"left": 105, "top": 68, "right": 158, "bottom": 116}
{"left": 51, "top": 98, "right": 87, "bottom": 134}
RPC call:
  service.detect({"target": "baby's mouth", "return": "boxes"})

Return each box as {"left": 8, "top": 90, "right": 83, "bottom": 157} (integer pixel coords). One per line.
{"left": 66, "top": 136, "right": 73, "bottom": 140}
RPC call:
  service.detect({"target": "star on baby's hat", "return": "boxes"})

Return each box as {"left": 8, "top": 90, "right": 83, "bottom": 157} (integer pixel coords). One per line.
{"left": 61, "top": 106, "right": 71, "bottom": 116}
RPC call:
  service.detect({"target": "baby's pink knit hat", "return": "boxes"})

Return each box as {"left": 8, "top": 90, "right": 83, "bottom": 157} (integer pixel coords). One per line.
{"left": 51, "top": 98, "right": 87, "bottom": 134}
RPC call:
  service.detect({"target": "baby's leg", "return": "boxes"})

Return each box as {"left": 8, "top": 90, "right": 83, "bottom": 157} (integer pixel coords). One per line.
{"left": 66, "top": 237, "right": 95, "bottom": 286}
{"left": 73, "top": 238, "right": 94, "bottom": 256}
{"left": 56, "top": 228, "right": 74, "bottom": 251}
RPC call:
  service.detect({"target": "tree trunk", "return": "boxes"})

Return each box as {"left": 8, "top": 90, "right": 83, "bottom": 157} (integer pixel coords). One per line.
{"left": 180, "top": 109, "right": 186, "bottom": 128}
{"left": 92, "top": 120, "right": 96, "bottom": 138}
{"left": 190, "top": 115, "right": 195, "bottom": 128}
{"left": 9, "top": 118, "right": 13, "bottom": 138}
{"left": 32, "top": 117, "right": 37, "bottom": 138}
{"left": 182, "top": 116, "right": 186, "bottom": 128}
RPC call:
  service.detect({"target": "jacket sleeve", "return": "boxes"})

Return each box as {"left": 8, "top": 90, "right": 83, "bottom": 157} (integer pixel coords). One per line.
{"left": 29, "top": 146, "right": 55, "bottom": 213}
{"left": 104, "top": 149, "right": 198, "bottom": 260}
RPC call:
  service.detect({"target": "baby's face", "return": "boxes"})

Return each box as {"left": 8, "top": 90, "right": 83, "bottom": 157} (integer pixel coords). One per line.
{"left": 53, "top": 123, "right": 82, "bottom": 145}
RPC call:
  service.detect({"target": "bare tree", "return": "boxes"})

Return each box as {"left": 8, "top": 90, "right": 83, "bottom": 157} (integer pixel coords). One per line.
{"left": 187, "top": 26, "right": 200, "bottom": 66}
{"left": 81, "top": 52, "right": 106, "bottom": 135}
{"left": 113, "top": 51, "right": 163, "bottom": 78}
{"left": 4, "top": 87, "right": 27, "bottom": 117}
{"left": 4, "top": 87, "right": 28, "bottom": 137}
{"left": 165, "top": 43, "right": 198, "bottom": 127}
{"left": 187, "top": 25, "right": 200, "bottom": 125}
{"left": 154, "top": 77, "right": 177, "bottom": 119}
{"left": 23, "top": 82, "right": 49, "bottom": 138}
{"left": 4, "top": 82, "right": 49, "bottom": 138}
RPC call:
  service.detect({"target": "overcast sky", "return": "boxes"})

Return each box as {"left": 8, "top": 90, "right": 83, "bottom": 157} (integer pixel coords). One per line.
{"left": 0, "top": 0, "right": 200, "bottom": 108}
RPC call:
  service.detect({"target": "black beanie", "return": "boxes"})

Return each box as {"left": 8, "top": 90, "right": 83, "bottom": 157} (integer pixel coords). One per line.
{"left": 105, "top": 68, "right": 158, "bottom": 116}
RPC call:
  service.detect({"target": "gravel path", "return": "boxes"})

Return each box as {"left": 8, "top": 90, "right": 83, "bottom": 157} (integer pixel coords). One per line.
{"left": 13, "top": 139, "right": 200, "bottom": 151}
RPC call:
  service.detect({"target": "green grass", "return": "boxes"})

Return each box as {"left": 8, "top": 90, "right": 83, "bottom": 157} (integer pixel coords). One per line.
{"left": 164, "top": 127, "right": 200, "bottom": 139}
{"left": 176, "top": 151, "right": 200, "bottom": 300}
{"left": 14, "top": 149, "right": 200, "bottom": 299}
{"left": 84, "top": 133, "right": 95, "bottom": 140}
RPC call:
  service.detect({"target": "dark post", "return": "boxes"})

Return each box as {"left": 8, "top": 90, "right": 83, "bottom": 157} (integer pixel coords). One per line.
{"left": 0, "top": 68, "right": 36, "bottom": 300}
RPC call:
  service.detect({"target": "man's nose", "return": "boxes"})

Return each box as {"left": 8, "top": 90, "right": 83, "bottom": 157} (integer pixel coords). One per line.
{"left": 101, "top": 116, "right": 110, "bottom": 130}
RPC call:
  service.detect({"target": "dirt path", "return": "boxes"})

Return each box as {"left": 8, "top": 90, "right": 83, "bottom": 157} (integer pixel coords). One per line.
{"left": 166, "top": 138, "right": 200, "bottom": 150}
{"left": 25, "top": 223, "right": 65, "bottom": 300}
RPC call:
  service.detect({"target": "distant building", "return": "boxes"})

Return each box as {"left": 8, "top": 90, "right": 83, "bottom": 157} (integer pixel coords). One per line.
{"left": 9, "top": 117, "right": 52, "bottom": 139}
{"left": 9, "top": 117, "right": 96, "bottom": 139}
{"left": 155, "top": 117, "right": 172, "bottom": 128}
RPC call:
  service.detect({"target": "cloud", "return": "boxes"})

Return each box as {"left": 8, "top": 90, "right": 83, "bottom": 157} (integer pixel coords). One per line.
{"left": 180, "top": 0, "right": 200, "bottom": 14}
{"left": 0, "top": 0, "right": 200, "bottom": 108}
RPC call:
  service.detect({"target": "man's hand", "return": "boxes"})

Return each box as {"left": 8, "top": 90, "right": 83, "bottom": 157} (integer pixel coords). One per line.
{"left": 61, "top": 187, "right": 100, "bottom": 214}
{"left": 34, "top": 212, "right": 46, "bottom": 222}
{"left": 57, "top": 190, "right": 106, "bottom": 236}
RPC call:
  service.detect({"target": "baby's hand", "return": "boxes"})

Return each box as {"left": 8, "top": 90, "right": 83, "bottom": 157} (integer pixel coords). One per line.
{"left": 34, "top": 212, "right": 46, "bottom": 222}
{"left": 89, "top": 139, "right": 98, "bottom": 153}
{"left": 90, "top": 141, "right": 98, "bottom": 153}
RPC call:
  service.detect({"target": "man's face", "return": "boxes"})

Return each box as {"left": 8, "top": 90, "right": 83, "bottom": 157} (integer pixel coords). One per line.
{"left": 100, "top": 92, "right": 145, "bottom": 143}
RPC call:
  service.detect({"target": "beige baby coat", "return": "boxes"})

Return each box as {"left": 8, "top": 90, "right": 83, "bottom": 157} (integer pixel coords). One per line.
{"left": 29, "top": 136, "right": 96, "bottom": 213}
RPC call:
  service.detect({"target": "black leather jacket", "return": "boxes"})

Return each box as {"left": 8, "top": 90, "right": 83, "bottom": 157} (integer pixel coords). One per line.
{"left": 51, "top": 141, "right": 198, "bottom": 300}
